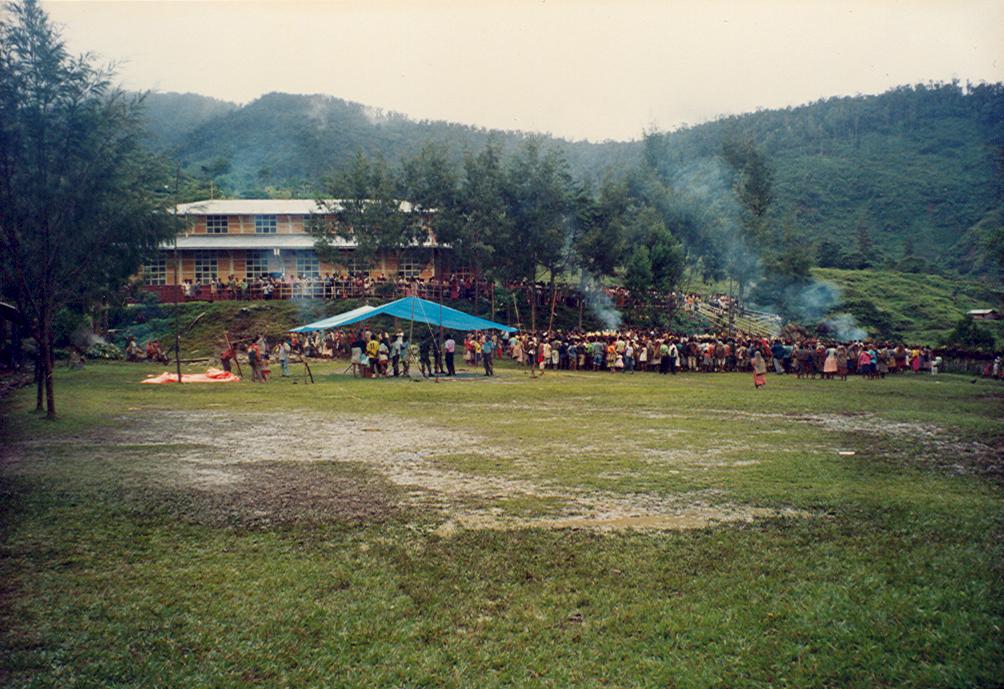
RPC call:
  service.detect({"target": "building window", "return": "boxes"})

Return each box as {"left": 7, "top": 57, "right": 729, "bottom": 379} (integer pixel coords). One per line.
{"left": 338, "top": 249, "right": 368, "bottom": 275}
{"left": 245, "top": 250, "right": 269, "bottom": 279}
{"left": 142, "top": 256, "right": 167, "bottom": 285}
{"left": 397, "top": 250, "right": 426, "bottom": 279}
{"left": 206, "top": 215, "right": 228, "bottom": 234}
{"left": 255, "top": 215, "right": 277, "bottom": 234}
{"left": 296, "top": 251, "right": 319, "bottom": 278}
{"left": 303, "top": 214, "right": 328, "bottom": 234}
{"left": 194, "top": 251, "right": 218, "bottom": 283}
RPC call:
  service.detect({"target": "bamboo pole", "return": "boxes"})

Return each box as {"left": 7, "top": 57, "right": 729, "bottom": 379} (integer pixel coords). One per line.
{"left": 224, "top": 331, "right": 243, "bottom": 378}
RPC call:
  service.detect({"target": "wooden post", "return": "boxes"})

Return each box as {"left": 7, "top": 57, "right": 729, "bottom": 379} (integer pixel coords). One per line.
{"left": 224, "top": 331, "right": 243, "bottom": 378}
{"left": 546, "top": 276, "right": 558, "bottom": 337}
{"left": 300, "top": 356, "right": 314, "bottom": 384}
{"left": 173, "top": 166, "right": 182, "bottom": 383}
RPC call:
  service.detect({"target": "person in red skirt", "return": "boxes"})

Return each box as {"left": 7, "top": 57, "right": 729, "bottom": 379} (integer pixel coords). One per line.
{"left": 752, "top": 350, "right": 767, "bottom": 389}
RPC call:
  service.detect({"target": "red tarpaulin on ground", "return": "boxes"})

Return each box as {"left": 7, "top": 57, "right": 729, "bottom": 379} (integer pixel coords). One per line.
{"left": 141, "top": 368, "right": 241, "bottom": 384}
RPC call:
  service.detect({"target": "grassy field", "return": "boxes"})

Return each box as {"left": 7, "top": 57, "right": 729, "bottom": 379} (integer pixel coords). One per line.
{"left": 1, "top": 360, "right": 1002, "bottom": 688}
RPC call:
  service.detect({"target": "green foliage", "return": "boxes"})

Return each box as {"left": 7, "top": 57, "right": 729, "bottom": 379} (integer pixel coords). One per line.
{"left": 813, "top": 268, "right": 1002, "bottom": 344}
{"left": 941, "top": 316, "right": 997, "bottom": 351}
{"left": 0, "top": 0, "right": 178, "bottom": 416}
{"left": 623, "top": 245, "right": 653, "bottom": 296}
{"left": 52, "top": 308, "right": 89, "bottom": 348}
{"left": 312, "top": 153, "right": 416, "bottom": 268}
{"left": 137, "top": 83, "right": 1003, "bottom": 277}
{"left": 439, "top": 144, "right": 507, "bottom": 281}
{"left": 751, "top": 220, "right": 818, "bottom": 321}
{"left": 574, "top": 177, "right": 629, "bottom": 278}
{"left": 624, "top": 207, "right": 685, "bottom": 294}
{"left": 642, "top": 82, "right": 1004, "bottom": 276}
{"left": 502, "top": 140, "right": 576, "bottom": 282}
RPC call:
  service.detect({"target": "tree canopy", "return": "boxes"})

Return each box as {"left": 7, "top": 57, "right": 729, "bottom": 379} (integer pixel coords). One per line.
{"left": 0, "top": 0, "right": 177, "bottom": 417}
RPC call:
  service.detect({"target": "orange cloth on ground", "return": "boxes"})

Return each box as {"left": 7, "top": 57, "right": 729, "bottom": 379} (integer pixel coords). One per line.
{"left": 141, "top": 368, "right": 241, "bottom": 384}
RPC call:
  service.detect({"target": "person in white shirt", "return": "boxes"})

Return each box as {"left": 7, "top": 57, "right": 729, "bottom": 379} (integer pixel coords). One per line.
{"left": 444, "top": 334, "right": 456, "bottom": 376}
{"left": 276, "top": 338, "right": 291, "bottom": 377}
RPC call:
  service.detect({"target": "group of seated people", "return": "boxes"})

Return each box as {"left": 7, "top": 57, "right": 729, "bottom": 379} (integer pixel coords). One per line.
{"left": 124, "top": 336, "right": 169, "bottom": 363}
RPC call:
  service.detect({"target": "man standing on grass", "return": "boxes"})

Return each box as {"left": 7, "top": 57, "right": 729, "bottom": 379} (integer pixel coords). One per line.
{"left": 419, "top": 336, "right": 433, "bottom": 378}
{"left": 481, "top": 334, "right": 495, "bottom": 376}
{"left": 444, "top": 333, "right": 456, "bottom": 376}
{"left": 771, "top": 339, "right": 786, "bottom": 374}
{"left": 247, "top": 342, "right": 261, "bottom": 383}
{"left": 277, "top": 338, "right": 291, "bottom": 377}
{"left": 391, "top": 332, "right": 404, "bottom": 377}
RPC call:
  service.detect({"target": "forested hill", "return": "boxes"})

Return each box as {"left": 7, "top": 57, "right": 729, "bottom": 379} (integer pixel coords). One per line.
{"left": 140, "top": 91, "right": 640, "bottom": 190}
{"left": 140, "top": 83, "right": 1004, "bottom": 275}
{"left": 642, "top": 82, "right": 1004, "bottom": 275}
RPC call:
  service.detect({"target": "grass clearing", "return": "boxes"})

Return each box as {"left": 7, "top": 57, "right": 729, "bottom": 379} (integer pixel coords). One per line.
{"left": 2, "top": 360, "right": 1003, "bottom": 687}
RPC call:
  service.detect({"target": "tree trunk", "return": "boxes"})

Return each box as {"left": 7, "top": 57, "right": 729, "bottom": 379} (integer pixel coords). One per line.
{"left": 473, "top": 265, "right": 480, "bottom": 311}
{"left": 34, "top": 342, "right": 43, "bottom": 413}
{"left": 546, "top": 270, "right": 558, "bottom": 336}
{"left": 44, "top": 318, "right": 55, "bottom": 419}
{"left": 529, "top": 285, "right": 536, "bottom": 332}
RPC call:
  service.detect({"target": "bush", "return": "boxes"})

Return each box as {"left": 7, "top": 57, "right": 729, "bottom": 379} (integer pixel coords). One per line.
{"left": 941, "top": 316, "right": 996, "bottom": 352}
{"left": 52, "top": 308, "right": 89, "bottom": 348}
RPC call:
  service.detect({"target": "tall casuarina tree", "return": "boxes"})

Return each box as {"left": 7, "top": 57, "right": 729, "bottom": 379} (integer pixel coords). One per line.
{"left": 0, "top": 0, "right": 177, "bottom": 418}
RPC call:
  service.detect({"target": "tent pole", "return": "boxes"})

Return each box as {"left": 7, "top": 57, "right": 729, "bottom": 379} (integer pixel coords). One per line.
{"left": 437, "top": 251, "right": 444, "bottom": 382}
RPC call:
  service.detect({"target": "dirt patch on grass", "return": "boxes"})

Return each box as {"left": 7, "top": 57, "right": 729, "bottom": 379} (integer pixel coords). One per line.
{"left": 4, "top": 409, "right": 812, "bottom": 533}
{"left": 435, "top": 505, "right": 810, "bottom": 536}
{"left": 688, "top": 409, "right": 1004, "bottom": 478}
{"left": 172, "top": 461, "right": 401, "bottom": 528}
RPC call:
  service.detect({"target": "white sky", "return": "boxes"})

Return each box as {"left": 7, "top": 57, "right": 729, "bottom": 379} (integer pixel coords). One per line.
{"left": 40, "top": 0, "right": 1004, "bottom": 142}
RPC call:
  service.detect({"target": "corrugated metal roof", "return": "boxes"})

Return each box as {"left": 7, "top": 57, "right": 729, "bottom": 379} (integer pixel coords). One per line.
{"left": 174, "top": 199, "right": 415, "bottom": 215}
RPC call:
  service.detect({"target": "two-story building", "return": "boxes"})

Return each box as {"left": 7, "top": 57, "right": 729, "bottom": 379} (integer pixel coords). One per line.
{"left": 141, "top": 199, "right": 440, "bottom": 287}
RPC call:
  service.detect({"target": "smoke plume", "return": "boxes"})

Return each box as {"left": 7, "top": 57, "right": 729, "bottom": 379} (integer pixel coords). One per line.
{"left": 579, "top": 273, "right": 622, "bottom": 330}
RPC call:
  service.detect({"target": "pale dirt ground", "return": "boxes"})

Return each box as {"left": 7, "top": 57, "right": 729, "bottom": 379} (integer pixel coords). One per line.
{"left": 4, "top": 407, "right": 996, "bottom": 533}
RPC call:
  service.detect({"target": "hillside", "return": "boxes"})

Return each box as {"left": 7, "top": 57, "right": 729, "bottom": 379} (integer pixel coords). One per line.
{"left": 142, "top": 92, "right": 640, "bottom": 191}
{"left": 643, "top": 83, "right": 1004, "bottom": 274}
{"left": 813, "top": 268, "right": 1003, "bottom": 345}
{"left": 138, "top": 83, "right": 1004, "bottom": 276}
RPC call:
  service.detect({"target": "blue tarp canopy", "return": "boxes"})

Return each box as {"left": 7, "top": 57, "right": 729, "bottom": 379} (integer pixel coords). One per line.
{"left": 288, "top": 305, "right": 377, "bottom": 333}
{"left": 290, "top": 296, "right": 516, "bottom": 333}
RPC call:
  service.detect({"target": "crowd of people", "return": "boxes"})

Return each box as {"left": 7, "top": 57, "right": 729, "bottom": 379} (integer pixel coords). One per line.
{"left": 120, "top": 324, "right": 1004, "bottom": 386}
{"left": 256, "top": 327, "right": 951, "bottom": 386}
{"left": 497, "top": 332, "right": 944, "bottom": 384}
{"left": 151, "top": 273, "right": 701, "bottom": 312}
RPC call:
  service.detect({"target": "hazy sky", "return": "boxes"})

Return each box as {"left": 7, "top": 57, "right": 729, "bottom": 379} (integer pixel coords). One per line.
{"left": 40, "top": 0, "right": 1004, "bottom": 142}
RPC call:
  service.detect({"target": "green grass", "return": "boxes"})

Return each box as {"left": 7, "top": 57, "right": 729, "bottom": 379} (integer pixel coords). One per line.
{"left": 813, "top": 267, "right": 1002, "bottom": 345}
{"left": 2, "top": 361, "right": 1002, "bottom": 688}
